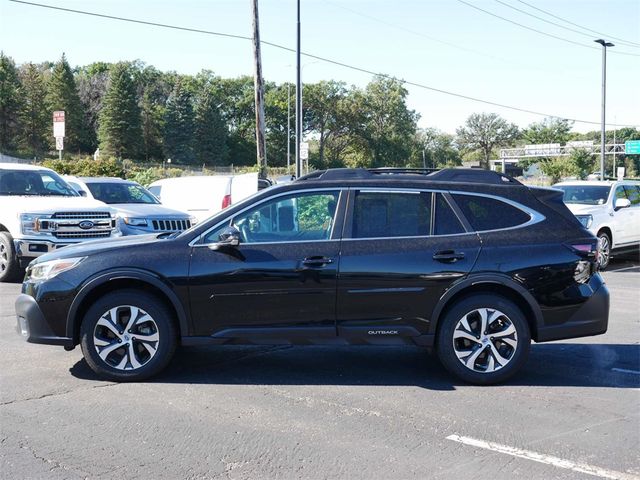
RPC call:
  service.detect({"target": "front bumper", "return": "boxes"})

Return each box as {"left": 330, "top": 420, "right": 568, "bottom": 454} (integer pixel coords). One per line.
{"left": 536, "top": 282, "right": 610, "bottom": 342}
{"left": 15, "top": 294, "right": 74, "bottom": 347}
{"left": 15, "top": 238, "right": 73, "bottom": 261}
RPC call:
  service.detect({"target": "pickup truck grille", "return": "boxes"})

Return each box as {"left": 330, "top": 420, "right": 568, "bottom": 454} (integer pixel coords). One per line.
{"left": 151, "top": 219, "right": 191, "bottom": 231}
{"left": 41, "top": 212, "right": 115, "bottom": 239}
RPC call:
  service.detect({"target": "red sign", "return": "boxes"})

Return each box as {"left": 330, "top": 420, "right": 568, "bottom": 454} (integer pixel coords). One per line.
{"left": 53, "top": 111, "right": 65, "bottom": 138}
{"left": 53, "top": 111, "right": 65, "bottom": 122}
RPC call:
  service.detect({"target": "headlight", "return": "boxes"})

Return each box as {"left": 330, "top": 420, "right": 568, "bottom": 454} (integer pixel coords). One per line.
{"left": 576, "top": 214, "right": 593, "bottom": 229}
{"left": 122, "top": 217, "right": 148, "bottom": 227}
{"left": 28, "top": 257, "right": 85, "bottom": 281}
{"left": 189, "top": 216, "right": 198, "bottom": 226}
{"left": 20, "top": 213, "right": 40, "bottom": 235}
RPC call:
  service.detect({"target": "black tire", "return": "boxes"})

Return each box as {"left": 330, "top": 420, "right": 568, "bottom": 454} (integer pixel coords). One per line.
{"left": 0, "top": 232, "right": 21, "bottom": 283}
{"left": 436, "top": 294, "right": 530, "bottom": 385}
{"left": 80, "top": 290, "right": 177, "bottom": 382}
{"left": 597, "top": 231, "right": 611, "bottom": 270}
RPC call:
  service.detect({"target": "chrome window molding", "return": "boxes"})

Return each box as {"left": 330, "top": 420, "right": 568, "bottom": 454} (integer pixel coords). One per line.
{"left": 189, "top": 187, "right": 344, "bottom": 247}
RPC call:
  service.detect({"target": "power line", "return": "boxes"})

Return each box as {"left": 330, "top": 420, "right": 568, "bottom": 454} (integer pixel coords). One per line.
{"left": 8, "top": 0, "right": 639, "bottom": 128}
{"left": 494, "top": 0, "right": 640, "bottom": 49}
{"left": 516, "top": 0, "right": 640, "bottom": 47}
{"left": 456, "top": 0, "right": 640, "bottom": 57}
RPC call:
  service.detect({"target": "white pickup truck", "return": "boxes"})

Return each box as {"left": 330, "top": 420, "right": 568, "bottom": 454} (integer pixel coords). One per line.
{"left": 0, "top": 163, "right": 119, "bottom": 282}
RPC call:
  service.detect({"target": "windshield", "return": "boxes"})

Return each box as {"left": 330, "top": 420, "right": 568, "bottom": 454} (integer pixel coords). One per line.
{"left": 0, "top": 169, "right": 78, "bottom": 196}
{"left": 86, "top": 182, "right": 160, "bottom": 204}
{"left": 555, "top": 185, "right": 611, "bottom": 205}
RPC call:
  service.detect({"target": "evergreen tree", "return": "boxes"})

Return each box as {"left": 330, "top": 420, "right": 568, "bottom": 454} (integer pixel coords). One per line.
{"left": 18, "top": 63, "right": 49, "bottom": 158}
{"left": 163, "top": 81, "right": 195, "bottom": 164}
{"left": 46, "top": 54, "right": 88, "bottom": 153}
{"left": 194, "top": 89, "right": 228, "bottom": 166}
{"left": 98, "top": 62, "right": 142, "bottom": 159}
{"left": 0, "top": 53, "right": 23, "bottom": 153}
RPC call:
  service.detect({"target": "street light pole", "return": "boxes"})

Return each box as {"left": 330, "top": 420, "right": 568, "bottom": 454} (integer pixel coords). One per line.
{"left": 594, "top": 39, "right": 614, "bottom": 181}
{"left": 287, "top": 84, "right": 291, "bottom": 174}
{"left": 295, "top": 0, "right": 302, "bottom": 178}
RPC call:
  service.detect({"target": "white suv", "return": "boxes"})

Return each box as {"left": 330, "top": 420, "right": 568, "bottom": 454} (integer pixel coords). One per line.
{"left": 554, "top": 180, "right": 640, "bottom": 269}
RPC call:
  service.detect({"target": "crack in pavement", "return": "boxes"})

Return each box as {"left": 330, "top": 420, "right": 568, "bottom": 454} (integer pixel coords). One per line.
{"left": 0, "top": 382, "right": 118, "bottom": 407}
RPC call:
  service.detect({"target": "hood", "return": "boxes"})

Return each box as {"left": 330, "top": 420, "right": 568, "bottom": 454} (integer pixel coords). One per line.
{"left": 32, "top": 233, "right": 167, "bottom": 264}
{"left": 564, "top": 203, "right": 609, "bottom": 215}
{"left": 4, "top": 195, "right": 112, "bottom": 213}
{"left": 109, "top": 203, "right": 191, "bottom": 218}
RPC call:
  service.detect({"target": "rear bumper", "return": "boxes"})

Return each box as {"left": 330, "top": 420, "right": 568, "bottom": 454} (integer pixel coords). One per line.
{"left": 536, "top": 283, "right": 609, "bottom": 342}
{"left": 15, "top": 294, "right": 74, "bottom": 347}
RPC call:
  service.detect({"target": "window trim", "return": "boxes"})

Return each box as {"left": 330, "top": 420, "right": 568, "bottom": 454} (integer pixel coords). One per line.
{"left": 190, "top": 187, "right": 346, "bottom": 247}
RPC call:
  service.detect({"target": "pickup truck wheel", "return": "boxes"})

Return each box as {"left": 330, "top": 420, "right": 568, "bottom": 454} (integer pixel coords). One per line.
{"left": 80, "top": 290, "right": 177, "bottom": 382}
{"left": 436, "top": 294, "right": 530, "bottom": 385}
{"left": 597, "top": 232, "right": 611, "bottom": 270}
{"left": 0, "top": 232, "right": 21, "bottom": 283}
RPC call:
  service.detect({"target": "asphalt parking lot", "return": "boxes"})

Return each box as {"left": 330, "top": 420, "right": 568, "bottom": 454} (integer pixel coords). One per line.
{"left": 1, "top": 255, "right": 639, "bottom": 480}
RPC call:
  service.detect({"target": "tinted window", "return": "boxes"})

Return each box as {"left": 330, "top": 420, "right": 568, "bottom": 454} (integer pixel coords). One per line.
{"left": 352, "top": 191, "right": 430, "bottom": 239}
{"left": 204, "top": 191, "right": 340, "bottom": 244}
{"left": 0, "top": 169, "right": 77, "bottom": 196}
{"left": 86, "top": 182, "right": 159, "bottom": 204}
{"left": 623, "top": 185, "right": 639, "bottom": 206}
{"left": 555, "top": 185, "right": 611, "bottom": 205}
{"left": 435, "top": 194, "right": 465, "bottom": 235}
{"left": 614, "top": 186, "right": 627, "bottom": 201}
{"left": 452, "top": 194, "right": 530, "bottom": 231}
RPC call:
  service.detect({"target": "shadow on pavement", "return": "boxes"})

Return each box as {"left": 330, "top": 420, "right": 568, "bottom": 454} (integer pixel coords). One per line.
{"left": 69, "top": 342, "right": 640, "bottom": 390}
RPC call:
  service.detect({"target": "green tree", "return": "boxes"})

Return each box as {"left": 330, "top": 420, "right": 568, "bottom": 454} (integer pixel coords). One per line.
{"left": 456, "top": 113, "right": 519, "bottom": 169}
{"left": 0, "top": 52, "right": 23, "bottom": 153}
{"left": 569, "top": 148, "right": 595, "bottom": 180}
{"left": 98, "top": 62, "right": 142, "bottom": 159}
{"left": 76, "top": 61, "right": 111, "bottom": 151}
{"left": 163, "top": 81, "right": 195, "bottom": 164}
{"left": 523, "top": 117, "right": 573, "bottom": 145}
{"left": 539, "top": 157, "right": 578, "bottom": 183}
{"left": 194, "top": 87, "right": 228, "bottom": 166}
{"left": 46, "top": 54, "right": 89, "bottom": 153}
{"left": 414, "top": 128, "right": 461, "bottom": 169}
{"left": 18, "top": 63, "right": 49, "bottom": 158}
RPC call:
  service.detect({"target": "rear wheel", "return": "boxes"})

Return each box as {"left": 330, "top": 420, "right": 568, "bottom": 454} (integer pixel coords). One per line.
{"left": 80, "top": 290, "right": 177, "bottom": 382}
{"left": 0, "top": 232, "right": 21, "bottom": 283}
{"left": 597, "top": 231, "right": 611, "bottom": 270}
{"left": 436, "top": 294, "right": 530, "bottom": 385}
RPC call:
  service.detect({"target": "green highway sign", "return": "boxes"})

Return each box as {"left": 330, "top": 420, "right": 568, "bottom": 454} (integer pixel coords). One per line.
{"left": 625, "top": 140, "right": 640, "bottom": 154}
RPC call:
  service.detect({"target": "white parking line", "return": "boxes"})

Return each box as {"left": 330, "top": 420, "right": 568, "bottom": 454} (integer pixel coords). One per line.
{"left": 608, "top": 265, "right": 640, "bottom": 272}
{"left": 612, "top": 368, "right": 640, "bottom": 375}
{"left": 446, "top": 434, "right": 640, "bottom": 480}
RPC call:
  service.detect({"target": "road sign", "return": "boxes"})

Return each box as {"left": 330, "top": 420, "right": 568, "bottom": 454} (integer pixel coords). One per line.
{"left": 625, "top": 140, "right": 640, "bottom": 155}
{"left": 53, "top": 111, "right": 65, "bottom": 138}
{"left": 55, "top": 137, "right": 64, "bottom": 150}
{"left": 299, "top": 142, "right": 309, "bottom": 160}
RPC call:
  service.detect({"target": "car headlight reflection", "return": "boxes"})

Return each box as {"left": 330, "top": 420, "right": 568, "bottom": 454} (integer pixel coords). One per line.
{"left": 122, "top": 217, "right": 148, "bottom": 227}
{"left": 27, "top": 257, "right": 85, "bottom": 281}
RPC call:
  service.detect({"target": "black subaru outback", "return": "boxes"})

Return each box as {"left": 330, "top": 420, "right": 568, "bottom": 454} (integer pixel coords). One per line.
{"left": 15, "top": 168, "right": 609, "bottom": 384}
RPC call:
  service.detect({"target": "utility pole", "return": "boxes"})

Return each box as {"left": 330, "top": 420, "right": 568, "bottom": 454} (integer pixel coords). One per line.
{"left": 594, "top": 39, "right": 614, "bottom": 181}
{"left": 252, "top": 0, "right": 267, "bottom": 177}
{"left": 295, "top": 0, "right": 302, "bottom": 178}
{"left": 287, "top": 83, "right": 291, "bottom": 174}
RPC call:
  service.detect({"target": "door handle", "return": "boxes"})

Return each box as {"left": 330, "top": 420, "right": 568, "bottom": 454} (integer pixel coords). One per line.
{"left": 302, "top": 256, "right": 334, "bottom": 267}
{"left": 433, "top": 250, "right": 465, "bottom": 262}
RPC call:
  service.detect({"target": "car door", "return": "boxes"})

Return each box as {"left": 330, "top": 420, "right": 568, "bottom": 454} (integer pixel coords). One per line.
{"left": 623, "top": 185, "right": 640, "bottom": 242}
{"left": 188, "top": 188, "right": 345, "bottom": 339}
{"left": 612, "top": 185, "right": 634, "bottom": 245}
{"left": 336, "top": 189, "right": 481, "bottom": 342}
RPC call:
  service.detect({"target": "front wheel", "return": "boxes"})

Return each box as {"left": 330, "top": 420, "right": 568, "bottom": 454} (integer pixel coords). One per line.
{"left": 597, "top": 232, "right": 611, "bottom": 270}
{"left": 436, "top": 294, "right": 531, "bottom": 385}
{"left": 80, "top": 290, "right": 177, "bottom": 382}
{"left": 0, "top": 232, "right": 21, "bottom": 283}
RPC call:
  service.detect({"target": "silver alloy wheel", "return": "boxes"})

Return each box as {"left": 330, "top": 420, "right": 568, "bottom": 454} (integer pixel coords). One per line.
{"left": 0, "top": 242, "right": 7, "bottom": 273}
{"left": 93, "top": 305, "right": 160, "bottom": 370}
{"left": 452, "top": 308, "right": 518, "bottom": 373}
{"left": 598, "top": 235, "right": 610, "bottom": 269}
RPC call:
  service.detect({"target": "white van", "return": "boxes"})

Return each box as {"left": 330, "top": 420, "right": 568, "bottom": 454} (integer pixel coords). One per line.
{"left": 148, "top": 173, "right": 259, "bottom": 223}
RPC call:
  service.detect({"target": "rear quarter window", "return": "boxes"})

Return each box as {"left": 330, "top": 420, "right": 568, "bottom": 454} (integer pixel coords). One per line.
{"left": 451, "top": 194, "right": 531, "bottom": 231}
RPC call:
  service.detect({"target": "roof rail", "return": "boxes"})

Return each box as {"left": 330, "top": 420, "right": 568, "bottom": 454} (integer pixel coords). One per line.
{"left": 296, "top": 167, "right": 522, "bottom": 185}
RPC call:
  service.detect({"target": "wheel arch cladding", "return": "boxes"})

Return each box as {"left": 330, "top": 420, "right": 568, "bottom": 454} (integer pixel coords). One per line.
{"left": 431, "top": 278, "right": 543, "bottom": 342}
{"left": 68, "top": 273, "right": 188, "bottom": 344}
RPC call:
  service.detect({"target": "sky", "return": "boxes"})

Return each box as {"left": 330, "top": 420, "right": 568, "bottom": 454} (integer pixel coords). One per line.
{"left": 1, "top": 0, "right": 639, "bottom": 134}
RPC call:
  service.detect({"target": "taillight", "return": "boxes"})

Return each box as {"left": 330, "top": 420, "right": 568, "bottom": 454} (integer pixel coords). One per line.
{"left": 564, "top": 239, "right": 599, "bottom": 281}
{"left": 221, "top": 194, "right": 231, "bottom": 209}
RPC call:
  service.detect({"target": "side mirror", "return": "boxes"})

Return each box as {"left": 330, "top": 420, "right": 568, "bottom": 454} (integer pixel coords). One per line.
{"left": 208, "top": 226, "right": 241, "bottom": 250}
{"left": 614, "top": 197, "right": 631, "bottom": 210}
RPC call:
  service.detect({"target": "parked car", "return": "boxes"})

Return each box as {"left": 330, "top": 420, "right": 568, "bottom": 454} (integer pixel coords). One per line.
{"left": 16, "top": 168, "right": 608, "bottom": 384}
{"left": 148, "top": 173, "right": 258, "bottom": 223}
{"left": 0, "top": 163, "right": 119, "bottom": 282}
{"left": 553, "top": 180, "right": 640, "bottom": 269}
{"left": 65, "top": 176, "right": 194, "bottom": 236}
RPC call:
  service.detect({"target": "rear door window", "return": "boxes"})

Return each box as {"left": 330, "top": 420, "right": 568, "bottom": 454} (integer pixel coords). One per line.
{"left": 352, "top": 191, "right": 431, "bottom": 239}
{"left": 434, "top": 194, "right": 466, "bottom": 235}
{"left": 451, "top": 194, "right": 530, "bottom": 231}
